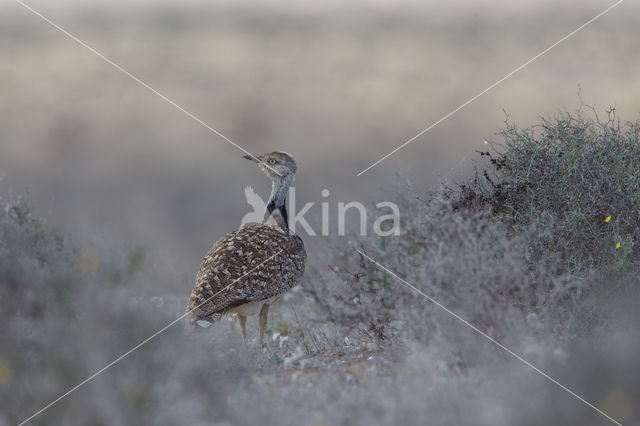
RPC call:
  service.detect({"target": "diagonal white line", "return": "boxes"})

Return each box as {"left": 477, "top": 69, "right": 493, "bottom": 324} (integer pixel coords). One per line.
{"left": 17, "top": 249, "right": 284, "bottom": 426}
{"left": 12, "top": 0, "right": 282, "bottom": 176}
{"left": 355, "top": 249, "right": 623, "bottom": 426}
{"left": 356, "top": 0, "right": 625, "bottom": 176}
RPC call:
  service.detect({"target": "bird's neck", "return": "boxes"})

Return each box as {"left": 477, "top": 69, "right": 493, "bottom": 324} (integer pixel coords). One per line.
{"left": 265, "top": 174, "right": 293, "bottom": 229}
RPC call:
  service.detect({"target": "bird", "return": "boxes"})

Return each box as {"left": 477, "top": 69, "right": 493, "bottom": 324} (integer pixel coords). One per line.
{"left": 184, "top": 152, "right": 306, "bottom": 352}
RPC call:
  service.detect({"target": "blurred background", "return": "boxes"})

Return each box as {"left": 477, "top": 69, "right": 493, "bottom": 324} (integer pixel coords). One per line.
{"left": 2, "top": 1, "right": 640, "bottom": 425}
{"left": 1, "top": 0, "right": 639, "bottom": 271}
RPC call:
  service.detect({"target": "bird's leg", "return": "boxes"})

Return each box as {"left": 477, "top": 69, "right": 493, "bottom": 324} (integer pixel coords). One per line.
{"left": 237, "top": 314, "right": 248, "bottom": 355}
{"left": 258, "top": 303, "right": 270, "bottom": 349}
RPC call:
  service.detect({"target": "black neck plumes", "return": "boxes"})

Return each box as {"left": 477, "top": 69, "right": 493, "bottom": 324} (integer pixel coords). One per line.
{"left": 267, "top": 198, "right": 288, "bottom": 227}
{"left": 265, "top": 174, "right": 293, "bottom": 229}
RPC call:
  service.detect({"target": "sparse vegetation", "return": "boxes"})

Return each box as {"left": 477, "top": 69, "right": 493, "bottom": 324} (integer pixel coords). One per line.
{"left": 314, "top": 107, "right": 639, "bottom": 346}
{"left": 1, "top": 108, "right": 639, "bottom": 425}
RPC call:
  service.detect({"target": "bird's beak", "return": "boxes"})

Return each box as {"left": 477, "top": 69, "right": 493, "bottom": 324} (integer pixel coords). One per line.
{"left": 242, "top": 154, "right": 260, "bottom": 163}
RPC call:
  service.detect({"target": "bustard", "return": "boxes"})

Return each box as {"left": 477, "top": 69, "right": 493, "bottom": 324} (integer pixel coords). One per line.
{"left": 185, "top": 152, "right": 306, "bottom": 351}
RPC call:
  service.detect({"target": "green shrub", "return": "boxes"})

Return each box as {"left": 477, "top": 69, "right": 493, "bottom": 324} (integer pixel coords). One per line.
{"left": 457, "top": 107, "right": 640, "bottom": 271}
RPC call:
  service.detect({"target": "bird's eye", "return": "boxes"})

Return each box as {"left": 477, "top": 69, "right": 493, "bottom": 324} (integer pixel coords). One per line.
{"left": 268, "top": 159, "right": 277, "bottom": 164}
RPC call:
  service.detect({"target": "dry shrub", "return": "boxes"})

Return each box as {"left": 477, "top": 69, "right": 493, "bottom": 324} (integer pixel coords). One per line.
{"left": 0, "top": 195, "right": 248, "bottom": 425}
{"left": 304, "top": 107, "right": 639, "bottom": 370}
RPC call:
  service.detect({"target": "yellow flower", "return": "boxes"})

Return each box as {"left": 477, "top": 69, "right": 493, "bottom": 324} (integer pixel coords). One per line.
{"left": 605, "top": 216, "right": 611, "bottom": 222}
{"left": 616, "top": 242, "right": 621, "bottom": 249}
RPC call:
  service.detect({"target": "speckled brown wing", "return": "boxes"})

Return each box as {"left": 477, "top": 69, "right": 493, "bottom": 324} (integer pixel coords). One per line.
{"left": 186, "top": 224, "right": 306, "bottom": 327}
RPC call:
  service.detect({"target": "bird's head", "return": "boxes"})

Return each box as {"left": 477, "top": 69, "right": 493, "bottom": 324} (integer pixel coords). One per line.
{"left": 243, "top": 151, "right": 297, "bottom": 180}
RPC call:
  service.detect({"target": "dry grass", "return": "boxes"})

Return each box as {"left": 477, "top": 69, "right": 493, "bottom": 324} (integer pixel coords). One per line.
{"left": 1, "top": 107, "right": 639, "bottom": 425}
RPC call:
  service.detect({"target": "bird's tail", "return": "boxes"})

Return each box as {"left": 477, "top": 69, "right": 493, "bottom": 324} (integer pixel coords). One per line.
{"left": 183, "top": 310, "right": 224, "bottom": 335}
{"left": 183, "top": 311, "right": 198, "bottom": 335}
